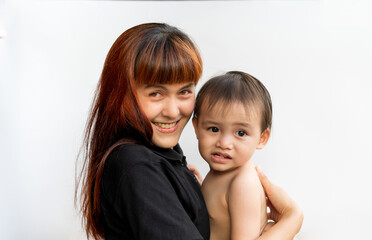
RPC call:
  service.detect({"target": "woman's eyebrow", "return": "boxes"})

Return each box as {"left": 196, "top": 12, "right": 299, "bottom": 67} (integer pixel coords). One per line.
{"left": 180, "top": 83, "right": 195, "bottom": 89}
{"left": 144, "top": 83, "right": 195, "bottom": 90}
{"left": 144, "top": 84, "right": 167, "bottom": 90}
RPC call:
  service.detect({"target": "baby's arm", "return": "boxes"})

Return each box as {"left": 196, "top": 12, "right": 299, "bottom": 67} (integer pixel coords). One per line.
{"left": 228, "top": 173, "right": 263, "bottom": 240}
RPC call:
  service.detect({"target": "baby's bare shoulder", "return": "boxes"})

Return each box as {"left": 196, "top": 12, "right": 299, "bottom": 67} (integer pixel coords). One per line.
{"left": 228, "top": 165, "right": 261, "bottom": 196}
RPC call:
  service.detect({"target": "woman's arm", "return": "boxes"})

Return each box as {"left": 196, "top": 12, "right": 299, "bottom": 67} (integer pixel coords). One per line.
{"left": 102, "top": 145, "right": 207, "bottom": 240}
{"left": 256, "top": 166, "right": 304, "bottom": 240}
{"left": 115, "top": 163, "right": 206, "bottom": 240}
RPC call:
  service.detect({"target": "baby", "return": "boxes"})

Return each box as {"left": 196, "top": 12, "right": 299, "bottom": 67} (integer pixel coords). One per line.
{"left": 192, "top": 71, "right": 272, "bottom": 240}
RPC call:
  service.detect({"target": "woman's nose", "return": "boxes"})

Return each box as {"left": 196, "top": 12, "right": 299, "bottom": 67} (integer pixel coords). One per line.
{"left": 162, "top": 98, "right": 180, "bottom": 119}
{"left": 216, "top": 134, "right": 233, "bottom": 150}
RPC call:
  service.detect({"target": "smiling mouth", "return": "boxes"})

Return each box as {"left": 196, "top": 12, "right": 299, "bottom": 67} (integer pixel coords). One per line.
{"left": 153, "top": 121, "right": 179, "bottom": 133}
{"left": 154, "top": 122, "right": 177, "bottom": 129}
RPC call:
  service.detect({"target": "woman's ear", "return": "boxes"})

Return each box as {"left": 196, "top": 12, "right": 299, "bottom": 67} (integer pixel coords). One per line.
{"left": 256, "top": 129, "right": 271, "bottom": 150}
{"left": 192, "top": 118, "right": 199, "bottom": 139}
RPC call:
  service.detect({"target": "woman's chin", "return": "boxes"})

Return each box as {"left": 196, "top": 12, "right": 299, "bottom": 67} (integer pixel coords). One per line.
{"left": 151, "top": 132, "right": 180, "bottom": 149}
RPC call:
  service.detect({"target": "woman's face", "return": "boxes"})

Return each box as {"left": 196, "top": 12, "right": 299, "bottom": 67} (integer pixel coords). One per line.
{"left": 136, "top": 82, "right": 195, "bottom": 148}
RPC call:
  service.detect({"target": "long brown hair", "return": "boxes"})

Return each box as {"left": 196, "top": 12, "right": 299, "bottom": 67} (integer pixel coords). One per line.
{"left": 76, "top": 23, "right": 202, "bottom": 239}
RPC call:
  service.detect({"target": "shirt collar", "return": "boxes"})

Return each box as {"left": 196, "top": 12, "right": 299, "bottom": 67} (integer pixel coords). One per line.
{"left": 151, "top": 143, "right": 185, "bottom": 163}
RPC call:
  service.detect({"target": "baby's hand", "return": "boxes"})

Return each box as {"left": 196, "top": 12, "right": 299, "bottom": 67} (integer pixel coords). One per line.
{"left": 187, "top": 164, "right": 203, "bottom": 185}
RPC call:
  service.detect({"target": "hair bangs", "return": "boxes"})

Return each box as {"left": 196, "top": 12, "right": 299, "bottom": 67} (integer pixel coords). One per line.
{"left": 135, "top": 35, "right": 202, "bottom": 85}
{"left": 203, "top": 95, "right": 260, "bottom": 121}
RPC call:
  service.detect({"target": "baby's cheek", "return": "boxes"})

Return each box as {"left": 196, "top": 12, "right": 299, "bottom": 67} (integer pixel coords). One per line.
{"left": 199, "top": 142, "right": 210, "bottom": 160}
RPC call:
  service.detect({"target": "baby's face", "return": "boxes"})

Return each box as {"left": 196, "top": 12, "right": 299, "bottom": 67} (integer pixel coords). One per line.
{"left": 193, "top": 102, "right": 269, "bottom": 172}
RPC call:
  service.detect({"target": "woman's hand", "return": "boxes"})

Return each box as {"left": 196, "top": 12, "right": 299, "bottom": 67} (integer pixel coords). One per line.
{"left": 187, "top": 164, "right": 203, "bottom": 185}
{"left": 256, "top": 166, "right": 304, "bottom": 239}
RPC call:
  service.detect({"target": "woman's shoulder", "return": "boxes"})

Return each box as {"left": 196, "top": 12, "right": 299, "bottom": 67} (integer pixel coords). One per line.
{"left": 102, "top": 144, "right": 163, "bottom": 196}
{"left": 106, "top": 143, "right": 156, "bottom": 169}
{"left": 112, "top": 143, "right": 153, "bottom": 156}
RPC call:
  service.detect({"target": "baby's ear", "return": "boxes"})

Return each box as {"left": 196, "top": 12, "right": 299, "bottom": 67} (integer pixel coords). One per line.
{"left": 256, "top": 129, "right": 271, "bottom": 150}
{"left": 192, "top": 118, "right": 199, "bottom": 139}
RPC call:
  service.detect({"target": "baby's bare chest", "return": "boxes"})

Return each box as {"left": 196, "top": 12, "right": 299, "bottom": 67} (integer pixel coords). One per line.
{"left": 201, "top": 176, "right": 233, "bottom": 239}
{"left": 201, "top": 175, "right": 232, "bottom": 220}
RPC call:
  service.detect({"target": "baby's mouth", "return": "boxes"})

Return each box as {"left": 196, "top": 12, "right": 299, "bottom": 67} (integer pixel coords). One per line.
{"left": 212, "top": 152, "right": 232, "bottom": 159}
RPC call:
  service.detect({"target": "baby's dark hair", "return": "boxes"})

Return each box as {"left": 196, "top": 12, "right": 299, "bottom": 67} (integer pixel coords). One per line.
{"left": 194, "top": 71, "right": 272, "bottom": 132}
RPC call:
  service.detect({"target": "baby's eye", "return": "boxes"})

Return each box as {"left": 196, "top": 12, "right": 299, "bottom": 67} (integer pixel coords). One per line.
{"left": 235, "top": 130, "right": 247, "bottom": 137}
{"left": 207, "top": 127, "right": 219, "bottom": 133}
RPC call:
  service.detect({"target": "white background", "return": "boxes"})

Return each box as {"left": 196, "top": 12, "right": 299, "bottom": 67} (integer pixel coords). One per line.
{"left": 1, "top": 0, "right": 372, "bottom": 239}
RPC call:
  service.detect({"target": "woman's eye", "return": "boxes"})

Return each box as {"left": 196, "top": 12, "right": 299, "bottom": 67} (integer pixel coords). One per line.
{"left": 149, "top": 92, "right": 161, "bottom": 97}
{"left": 236, "top": 130, "right": 247, "bottom": 137}
{"left": 180, "top": 89, "right": 191, "bottom": 95}
{"left": 208, "top": 127, "right": 219, "bottom": 133}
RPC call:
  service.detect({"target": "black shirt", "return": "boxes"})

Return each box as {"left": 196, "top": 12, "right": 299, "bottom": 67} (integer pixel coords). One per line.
{"left": 101, "top": 143, "right": 210, "bottom": 240}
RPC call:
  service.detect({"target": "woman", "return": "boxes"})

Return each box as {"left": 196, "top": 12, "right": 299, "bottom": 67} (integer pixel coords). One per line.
{"left": 76, "top": 23, "right": 303, "bottom": 240}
